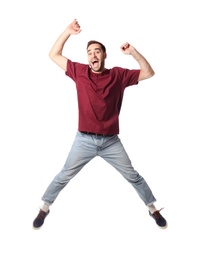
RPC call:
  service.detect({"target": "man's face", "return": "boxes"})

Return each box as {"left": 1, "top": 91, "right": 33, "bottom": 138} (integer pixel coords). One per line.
{"left": 87, "top": 43, "right": 106, "bottom": 73}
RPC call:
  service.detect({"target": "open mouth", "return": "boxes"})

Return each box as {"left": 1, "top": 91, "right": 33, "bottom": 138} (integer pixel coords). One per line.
{"left": 92, "top": 60, "right": 99, "bottom": 65}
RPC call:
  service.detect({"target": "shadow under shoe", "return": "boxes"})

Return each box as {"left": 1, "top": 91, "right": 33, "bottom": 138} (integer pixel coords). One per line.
{"left": 149, "top": 208, "right": 167, "bottom": 228}
{"left": 33, "top": 209, "right": 50, "bottom": 229}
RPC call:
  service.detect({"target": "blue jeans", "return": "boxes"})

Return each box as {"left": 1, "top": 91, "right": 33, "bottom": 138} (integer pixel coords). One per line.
{"left": 42, "top": 131, "right": 156, "bottom": 206}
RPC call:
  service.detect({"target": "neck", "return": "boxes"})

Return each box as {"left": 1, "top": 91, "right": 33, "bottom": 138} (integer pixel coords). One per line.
{"left": 91, "top": 68, "right": 106, "bottom": 74}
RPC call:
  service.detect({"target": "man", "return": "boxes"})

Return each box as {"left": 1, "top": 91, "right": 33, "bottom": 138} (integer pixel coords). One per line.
{"left": 33, "top": 19, "right": 167, "bottom": 229}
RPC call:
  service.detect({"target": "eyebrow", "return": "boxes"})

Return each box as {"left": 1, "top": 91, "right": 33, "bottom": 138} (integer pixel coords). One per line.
{"left": 87, "top": 47, "right": 101, "bottom": 53}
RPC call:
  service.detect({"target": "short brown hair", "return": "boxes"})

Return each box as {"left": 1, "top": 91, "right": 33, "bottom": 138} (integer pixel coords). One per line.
{"left": 87, "top": 40, "right": 106, "bottom": 53}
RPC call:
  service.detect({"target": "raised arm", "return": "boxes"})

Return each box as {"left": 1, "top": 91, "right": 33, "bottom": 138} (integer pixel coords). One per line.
{"left": 120, "top": 42, "right": 155, "bottom": 81}
{"left": 49, "top": 19, "right": 81, "bottom": 71}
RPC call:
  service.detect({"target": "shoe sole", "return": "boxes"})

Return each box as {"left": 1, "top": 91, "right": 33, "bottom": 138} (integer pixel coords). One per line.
{"left": 158, "top": 222, "right": 168, "bottom": 229}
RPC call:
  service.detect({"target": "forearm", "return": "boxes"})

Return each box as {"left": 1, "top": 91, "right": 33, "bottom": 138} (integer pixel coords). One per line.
{"left": 48, "top": 28, "right": 71, "bottom": 71}
{"left": 49, "top": 29, "right": 70, "bottom": 59}
{"left": 48, "top": 19, "right": 81, "bottom": 70}
{"left": 131, "top": 48, "right": 155, "bottom": 80}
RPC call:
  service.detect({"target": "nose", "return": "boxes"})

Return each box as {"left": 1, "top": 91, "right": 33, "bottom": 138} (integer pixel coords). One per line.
{"left": 92, "top": 52, "right": 97, "bottom": 58}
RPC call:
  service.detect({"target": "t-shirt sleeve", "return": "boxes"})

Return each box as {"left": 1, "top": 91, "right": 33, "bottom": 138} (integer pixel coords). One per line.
{"left": 126, "top": 69, "right": 140, "bottom": 86}
{"left": 115, "top": 67, "right": 140, "bottom": 88}
{"left": 65, "top": 59, "right": 76, "bottom": 81}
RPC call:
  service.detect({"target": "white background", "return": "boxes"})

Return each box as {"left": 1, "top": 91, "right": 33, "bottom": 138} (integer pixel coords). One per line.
{"left": 0, "top": 0, "right": 200, "bottom": 259}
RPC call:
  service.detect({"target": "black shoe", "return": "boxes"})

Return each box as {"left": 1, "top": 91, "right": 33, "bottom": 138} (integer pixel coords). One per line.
{"left": 33, "top": 209, "right": 50, "bottom": 229}
{"left": 149, "top": 208, "right": 167, "bottom": 228}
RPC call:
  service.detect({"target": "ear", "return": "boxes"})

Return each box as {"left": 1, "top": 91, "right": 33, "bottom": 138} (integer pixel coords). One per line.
{"left": 104, "top": 53, "right": 107, "bottom": 59}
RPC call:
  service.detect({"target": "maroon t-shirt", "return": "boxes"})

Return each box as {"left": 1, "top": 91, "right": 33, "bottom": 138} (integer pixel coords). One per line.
{"left": 65, "top": 59, "right": 140, "bottom": 135}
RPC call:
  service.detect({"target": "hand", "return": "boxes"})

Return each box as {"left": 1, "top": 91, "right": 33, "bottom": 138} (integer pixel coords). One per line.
{"left": 120, "top": 42, "right": 134, "bottom": 55}
{"left": 67, "top": 18, "right": 82, "bottom": 35}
